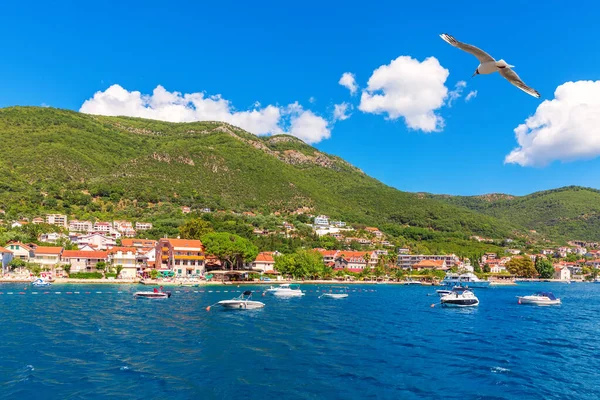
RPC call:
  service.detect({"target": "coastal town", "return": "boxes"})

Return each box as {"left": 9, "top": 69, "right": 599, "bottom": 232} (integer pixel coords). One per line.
{"left": 1, "top": 211, "right": 598, "bottom": 284}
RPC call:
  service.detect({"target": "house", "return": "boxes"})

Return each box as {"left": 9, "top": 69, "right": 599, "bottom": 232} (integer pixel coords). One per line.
{"left": 506, "top": 249, "right": 521, "bottom": 255}
{"left": 135, "top": 222, "right": 153, "bottom": 231}
{"left": 121, "top": 239, "right": 157, "bottom": 249}
{"left": 46, "top": 214, "right": 67, "bottom": 228}
{"left": 69, "top": 220, "right": 93, "bottom": 233}
{"left": 75, "top": 233, "right": 117, "bottom": 250}
{"left": 553, "top": 266, "right": 571, "bottom": 281}
{"left": 93, "top": 221, "right": 111, "bottom": 232}
{"left": 181, "top": 206, "right": 191, "bottom": 214}
{"left": 397, "top": 254, "right": 459, "bottom": 269}
{"left": 108, "top": 247, "right": 138, "bottom": 278}
{"left": 122, "top": 228, "right": 137, "bottom": 238}
{"left": 411, "top": 259, "right": 448, "bottom": 271}
{"left": 585, "top": 259, "right": 600, "bottom": 269}
{"left": 33, "top": 247, "right": 63, "bottom": 268}
{"left": 39, "top": 232, "right": 68, "bottom": 243}
{"left": 331, "top": 221, "right": 346, "bottom": 228}
{"left": 156, "top": 238, "right": 205, "bottom": 276}
{"left": 252, "top": 252, "right": 276, "bottom": 273}
{"left": 5, "top": 242, "right": 34, "bottom": 261}
{"left": 357, "top": 238, "right": 372, "bottom": 245}
{"left": 541, "top": 249, "right": 554, "bottom": 256}
{"left": 397, "top": 248, "right": 410, "bottom": 254}
{"left": 333, "top": 251, "right": 377, "bottom": 272}
{"left": 0, "top": 246, "right": 13, "bottom": 274}
{"left": 200, "top": 208, "right": 212, "bottom": 213}
{"left": 490, "top": 263, "right": 507, "bottom": 274}
{"left": 315, "top": 249, "right": 340, "bottom": 264}
{"left": 11, "top": 221, "right": 27, "bottom": 229}
{"left": 32, "top": 217, "right": 45, "bottom": 224}
{"left": 313, "top": 215, "right": 330, "bottom": 226}
{"left": 61, "top": 250, "right": 109, "bottom": 273}
{"left": 365, "top": 227, "right": 383, "bottom": 237}
{"left": 113, "top": 220, "right": 133, "bottom": 232}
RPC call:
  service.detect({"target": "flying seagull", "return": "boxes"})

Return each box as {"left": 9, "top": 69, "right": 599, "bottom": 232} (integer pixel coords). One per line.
{"left": 439, "top": 33, "right": 540, "bottom": 98}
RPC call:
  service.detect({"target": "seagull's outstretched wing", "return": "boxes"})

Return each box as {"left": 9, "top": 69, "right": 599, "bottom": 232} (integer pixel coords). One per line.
{"left": 439, "top": 34, "right": 495, "bottom": 63}
{"left": 498, "top": 67, "right": 540, "bottom": 98}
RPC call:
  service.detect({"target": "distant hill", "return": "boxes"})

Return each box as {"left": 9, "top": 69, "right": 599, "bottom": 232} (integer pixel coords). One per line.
{"left": 0, "top": 106, "right": 513, "bottom": 239}
{"left": 430, "top": 186, "right": 600, "bottom": 241}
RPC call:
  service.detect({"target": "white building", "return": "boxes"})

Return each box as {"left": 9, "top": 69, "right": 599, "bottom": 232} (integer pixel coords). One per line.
{"left": 46, "top": 214, "right": 68, "bottom": 228}
{"left": 135, "top": 222, "right": 153, "bottom": 231}
{"left": 93, "top": 222, "right": 112, "bottom": 232}
{"left": 39, "top": 232, "right": 69, "bottom": 243}
{"left": 314, "top": 215, "right": 330, "bottom": 226}
{"left": 252, "top": 252, "right": 276, "bottom": 273}
{"left": 553, "top": 266, "right": 571, "bottom": 281}
{"left": 108, "top": 247, "right": 138, "bottom": 279}
{"left": 76, "top": 233, "right": 117, "bottom": 250}
{"left": 69, "top": 220, "right": 93, "bottom": 233}
{"left": 33, "top": 247, "right": 63, "bottom": 268}
{"left": 113, "top": 220, "right": 133, "bottom": 232}
{"left": 397, "top": 254, "right": 460, "bottom": 269}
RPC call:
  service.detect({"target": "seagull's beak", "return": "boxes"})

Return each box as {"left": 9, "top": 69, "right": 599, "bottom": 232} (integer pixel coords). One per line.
{"left": 471, "top": 70, "right": 479, "bottom": 78}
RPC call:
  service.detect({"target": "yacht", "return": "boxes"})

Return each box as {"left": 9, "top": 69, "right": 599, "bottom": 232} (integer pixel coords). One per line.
{"left": 440, "top": 287, "right": 479, "bottom": 307}
{"left": 134, "top": 288, "right": 171, "bottom": 299}
{"left": 441, "top": 272, "right": 490, "bottom": 288}
{"left": 517, "top": 292, "right": 561, "bottom": 306}
{"left": 319, "top": 293, "right": 349, "bottom": 299}
{"left": 216, "top": 290, "right": 265, "bottom": 310}
{"left": 265, "top": 284, "right": 305, "bottom": 297}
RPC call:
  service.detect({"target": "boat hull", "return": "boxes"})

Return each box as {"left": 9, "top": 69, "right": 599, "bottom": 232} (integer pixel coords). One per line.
{"left": 134, "top": 292, "right": 171, "bottom": 299}
{"left": 218, "top": 300, "right": 265, "bottom": 309}
{"left": 441, "top": 299, "right": 479, "bottom": 307}
{"left": 272, "top": 291, "right": 305, "bottom": 297}
{"left": 442, "top": 281, "right": 490, "bottom": 288}
{"left": 321, "top": 293, "right": 348, "bottom": 299}
{"left": 517, "top": 297, "right": 561, "bottom": 306}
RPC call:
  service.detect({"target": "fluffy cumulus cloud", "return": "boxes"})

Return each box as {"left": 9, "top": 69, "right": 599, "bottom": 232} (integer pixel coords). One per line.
{"left": 80, "top": 84, "right": 331, "bottom": 143}
{"left": 465, "top": 90, "right": 478, "bottom": 102}
{"left": 339, "top": 72, "right": 358, "bottom": 95}
{"left": 333, "top": 102, "right": 352, "bottom": 121}
{"left": 505, "top": 81, "right": 600, "bottom": 167}
{"left": 358, "top": 56, "right": 450, "bottom": 132}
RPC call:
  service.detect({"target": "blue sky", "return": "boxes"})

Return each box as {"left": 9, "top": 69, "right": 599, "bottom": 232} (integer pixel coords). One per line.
{"left": 2, "top": 1, "right": 600, "bottom": 195}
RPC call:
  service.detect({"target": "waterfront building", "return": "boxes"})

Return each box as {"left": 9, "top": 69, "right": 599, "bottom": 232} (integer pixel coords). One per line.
{"left": 108, "top": 247, "right": 138, "bottom": 278}
{"left": 5, "top": 242, "right": 34, "bottom": 261}
{"left": 33, "top": 246, "right": 63, "bottom": 268}
{"left": 252, "top": 252, "right": 276, "bottom": 273}
{"left": 61, "top": 250, "right": 109, "bottom": 273}
{"left": 0, "top": 246, "right": 13, "bottom": 274}
{"left": 397, "top": 254, "right": 460, "bottom": 269}
{"left": 156, "top": 238, "right": 205, "bottom": 276}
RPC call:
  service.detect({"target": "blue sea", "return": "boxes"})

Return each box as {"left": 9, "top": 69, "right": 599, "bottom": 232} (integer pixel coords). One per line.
{"left": 1, "top": 282, "right": 600, "bottom": 399}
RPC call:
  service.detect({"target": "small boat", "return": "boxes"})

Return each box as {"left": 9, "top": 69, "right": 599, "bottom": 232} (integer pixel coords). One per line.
{"left": 404, "top": 278, "right": 421, "bottom": 285}
{"left": 217, "top": 290, "right": 265, "bottom": 310}
{"left": 442, "top": 272, "right": 490, "bottom": 288}
{"left": 32, "top": 278, "right": 51, "bottom": 288}
{"left": 134, "top": 289, "right": 171, "bottom": 299}
{"left": 440, "top": 287, "right": 479, "bottom": 307}
{"left": 517, "top": 292, "right": 561, "bottom": 306}
{"left": 320, "top": 293, "right": 349, "bottom": 299}
{"left": 266, "top": 284, "right": 305, "bottom": 297}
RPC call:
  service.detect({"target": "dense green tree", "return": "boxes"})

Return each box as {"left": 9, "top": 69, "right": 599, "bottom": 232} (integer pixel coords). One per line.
{"left": 506, "top": 257, "right": 537, "bottom": 278}
{"left": 201, "top": 232, "right": 258, "bottom": 270}
{"left": 535, "top": 257, "right": 555, "bottom": 279}
{"left": 179, "top": 218, "right": 214, "bottom": 240}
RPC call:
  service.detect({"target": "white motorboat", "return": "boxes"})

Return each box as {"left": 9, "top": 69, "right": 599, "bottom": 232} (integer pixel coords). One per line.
{"left": 442, "top": 272, "right": 490, "bottom": 288}
{"left": 32, "top": 278, "right": 51, "bottom": 288}
{"left": 217, "top": 290, "right": 265, "bottom": 310}
{"left": 266, "top": 284, "right": 305, "bottom": 297}
{"left": 404, "top": 278, "right": 422, "bottom": 285}
{"left": 134, "top": 289, "right": 171, "bottom": 299}
{"left": 440, "top": 287, "right": 479, "bottom": 307}
{"left": 517, "top": 292, "right": 561, "bottom": 306}
{"left": 319, "top": 293, "right": 349, "bottom": 299}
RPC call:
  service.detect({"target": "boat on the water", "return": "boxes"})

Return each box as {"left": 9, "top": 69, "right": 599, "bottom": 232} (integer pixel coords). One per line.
{"left": 320, "top": 293, "right": 349, "bottom": 299}
{"left": 517, "top": 292, "right": 561, "bottom": 306}
{"left": 441, "top": 272, "right": 490, "bottom": 288}
{"left": 266, "top": 284, "right": 305, "bottom": 297}
{"left": 404, "top": 278, "right": 422, "bottom": 285}
{"left": 217, "top": 290, "right": 265, "bottom": 309}
{"left": 134, "top": 288, "right": 171, "bottom": 299}
{"left": 32, "top": 278, "right": 51, "bottom": 288}
{"left": 440, "top": 287, "right": 479, "bottom": 307}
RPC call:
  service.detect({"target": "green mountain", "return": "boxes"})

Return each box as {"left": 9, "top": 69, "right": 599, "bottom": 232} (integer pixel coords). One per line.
{"left": 0, "top": 106, "right": 513, "bottom": 239}
{"left": 430, "top": 186, "right": 600, "bottom": 241}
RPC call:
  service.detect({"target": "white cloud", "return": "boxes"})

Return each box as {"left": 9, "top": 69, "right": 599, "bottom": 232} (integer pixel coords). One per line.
{"left": 333, "top": 102, "right": 352, "bottom": 121}
{"left": 80, "top": 84, "right": 331, "bottom": 144}
{"left": 339, "top": 72, "right": 358, "bottom": 95}
{"left": 309, "top": 96, "right": 316, "bottom": 104}
{"left": 447, "top": 80, "right": 467, "bottom": 106}
{"left": 465, "top": 90, "right": 478, "bottom": 102}
{"left": 358, "top": 56, "right": 450, "bottom": 132}
{"left": 505, "top": 81, "right": 600, "bottom": 167}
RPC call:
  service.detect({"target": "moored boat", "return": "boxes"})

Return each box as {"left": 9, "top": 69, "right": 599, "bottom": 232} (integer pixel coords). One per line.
{"left": 440, "top": 287, "right": 479, "bottom": 307}
{"left": 517, "top": 292, "right": 561, "bottom": 306}
{"left": 32, "top": 278, "right": 51, "bottom": 288}
{"left": 217, "top": 290, "right": 265, "bottom": 309}
{"left": 320, "top": 293, "right": 349, "bottom": 299}
{"left": 134, "top": 288, "right": 171, "bottom": 299}
{"left": 266, "top": 284, "right": 305, "bottom": 297}
{"left": 442, "top": 272, "right": 490, "bottom": 288}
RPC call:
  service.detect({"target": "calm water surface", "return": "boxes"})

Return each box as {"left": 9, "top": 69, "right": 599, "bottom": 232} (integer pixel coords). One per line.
{"left": 1, "top": 282, "right": 599, "bottom": 399}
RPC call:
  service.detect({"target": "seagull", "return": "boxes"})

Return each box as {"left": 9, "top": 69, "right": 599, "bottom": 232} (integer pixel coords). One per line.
{"left": 439, "top": 33, "right": 540, "bottom": 98}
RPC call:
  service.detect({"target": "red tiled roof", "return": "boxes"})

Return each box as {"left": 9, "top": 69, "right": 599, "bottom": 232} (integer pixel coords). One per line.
{"left": 161, "top": 238, "right": 203, "bottom": 248}
{"left": 35, "top": 246, "right": 63, "bottom": 255}
{"left": 62, "top": 250, "right": 108, "bottom": 259}
{"left": 121, "top": 239, "right": 157, "bottom": 247}
{"left": 414, "top": 259, "right": 445, "bottom": 268}
{"left": 255, "top": 252, "right": 275, "bottom": 263}
{"left": 0, "top": 246, "right": 12, "bottom": 253}
{"left": 6, "top": 242, "right": 33, "bottom": 251}
{"left": 108, "top": 247, "right": 137, "bottom": 254}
